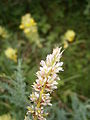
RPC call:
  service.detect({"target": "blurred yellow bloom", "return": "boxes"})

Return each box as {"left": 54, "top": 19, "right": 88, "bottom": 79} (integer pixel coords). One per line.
{"left": 19, "top": 13, "right": 37, "bottom": 34}
{"left": 25, "top": 19, "right": 36, "bottom": 27}
{"left": 64, "top": 30, "right": 75, "bottom": 42}
{"left": 24, "top": 28, "right": 30, "bottom": 34}
{"left": 0, "top": 26, "right": 9, "bottom": 39}
{"left": 0, "top": 114, "right": 12, "bottom": 120}
{"left": 19, "top": 24, "right": 24, "bottom": 29}
{"left": 19, "top": 13, "right": 42, "bottom": 48}
{"left": 5, "top": 48, "right": 17, "bottom": 62}
{"left": 63, "top": 40, "right": 69, "bottom": 49}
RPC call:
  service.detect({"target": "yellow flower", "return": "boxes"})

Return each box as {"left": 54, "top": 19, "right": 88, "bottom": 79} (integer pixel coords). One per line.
{"left": 5, "top": 48, "right": 17, "bottom": 62}
{"left": 63, "top": 40, "right": 69, "bottom": 49}
{"left": 19, "top": 13, "right": 37, "bottom": 34}
{"left": 19, "top": 13, "right": 42, "bottom": 48}
{"left": 0, "top": 114, "right": 12, "bottom": 120}
{"left": 64, "top": 30, "right": 75, "bottom": 42}
{"left": 0, "top": 26, "right": 9, "bottom": 39}
{"left": 24, "top": 28, "right": 30, "bottom": 34}
{"left": 19, "top": 24, "right": 24, "bottom": 29}
{"left": 30, "top": 18, "right": 36, "bottom": 25}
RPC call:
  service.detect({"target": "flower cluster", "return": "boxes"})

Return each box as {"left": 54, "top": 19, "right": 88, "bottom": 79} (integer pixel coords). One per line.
{"left": 0, "top": 26, "right": 9, "bottom": 39}
{"left": 19, "top": 14, "right": 37, "bottom": 34}
{"left": 19, "top": 13, "right": 42, "bottom": 48}
{"left": 26, "top": 47, "right": 63, "bottom": 120}
{"left": 5, "top": 48, "right": 17, "bottom": 62}
{"left": 63, "top": 30, "right": 76, "bottom": 49}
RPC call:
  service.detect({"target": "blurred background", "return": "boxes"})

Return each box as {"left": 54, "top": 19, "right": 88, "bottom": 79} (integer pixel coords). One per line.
{"left": 0, "top": 0, "right": 90, "bottom": 120}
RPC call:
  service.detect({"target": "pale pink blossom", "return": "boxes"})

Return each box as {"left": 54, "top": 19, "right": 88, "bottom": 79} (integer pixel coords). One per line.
{"left": 27, "top": 47, "right": 63, "bottom": 120}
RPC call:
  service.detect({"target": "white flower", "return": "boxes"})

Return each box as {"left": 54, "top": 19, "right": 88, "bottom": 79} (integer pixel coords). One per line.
{"left": 30, "top": 92, "right": 39, "bottom": 102}
{"left": 27, "top": 47, "right": 63, "bottom": 120}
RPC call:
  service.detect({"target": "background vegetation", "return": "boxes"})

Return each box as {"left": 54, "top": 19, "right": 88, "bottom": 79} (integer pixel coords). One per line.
{"left": 0, "top": 0, "right": 90, "bottom": 120}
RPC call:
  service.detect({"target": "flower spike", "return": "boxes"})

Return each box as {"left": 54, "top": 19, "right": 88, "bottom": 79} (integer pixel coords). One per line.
{"left": 26, "top": 47, "right": 63, "bottom": 120}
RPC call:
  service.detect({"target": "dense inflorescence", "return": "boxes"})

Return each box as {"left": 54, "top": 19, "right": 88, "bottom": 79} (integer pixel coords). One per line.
{"left": 27, "top": 47, "right": 63, "bottom": 120}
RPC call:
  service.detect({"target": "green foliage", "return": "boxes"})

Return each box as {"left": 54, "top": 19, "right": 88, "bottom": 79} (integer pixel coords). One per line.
{"left": 0, "top": 60, "right": 28, "bottom": 120}
{"left": 71, "top": 94, "right": 89, "bottom": 120}
{"left": 84, "top": 0, "right": 90, "bottom": 17}
{"left": 0, "top": 0, "right": 90, "bottom": 119}
{"left": 47, "top": 94, "right": 90, "bottom": 120}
